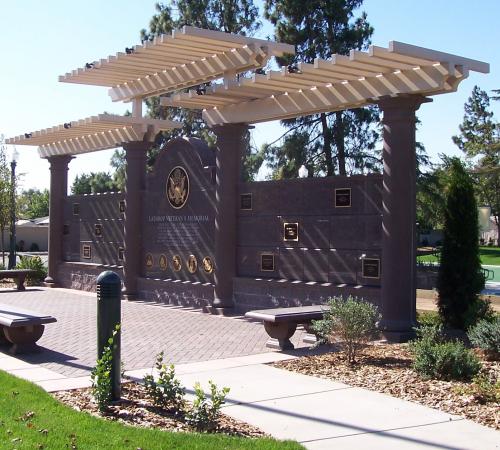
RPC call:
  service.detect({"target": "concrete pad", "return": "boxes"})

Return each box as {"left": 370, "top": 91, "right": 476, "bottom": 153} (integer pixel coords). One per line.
{"left": 38, "top": 376, "right": 92, "bottom": 392}
{"left": 8, "top": 367, "right": 67, "bottom": 382}
{"left": 0, "top": 355, "right": 35, "bottom": 370}
{"left": 305, "top": 419, "right": 500, "bottom": 450}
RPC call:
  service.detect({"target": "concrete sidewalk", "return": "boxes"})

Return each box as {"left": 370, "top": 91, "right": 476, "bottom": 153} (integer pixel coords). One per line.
{"left": 3, "top": 350, "right": 497, "bottom": 450}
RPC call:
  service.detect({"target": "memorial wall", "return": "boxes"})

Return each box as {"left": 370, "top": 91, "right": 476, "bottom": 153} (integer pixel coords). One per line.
{"left": 60, "top": 138, "right": 383, "bottom": 310}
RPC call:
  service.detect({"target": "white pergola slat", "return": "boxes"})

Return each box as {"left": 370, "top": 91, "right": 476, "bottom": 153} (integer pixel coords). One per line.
{"left": 158, "top": 41, "right": 488, "bottom": 125}
{"left": 6, "top": 114, "right": 181, "bottom": 158}
{"left": 59, "top": 26, "right": 295, "bottom": 103}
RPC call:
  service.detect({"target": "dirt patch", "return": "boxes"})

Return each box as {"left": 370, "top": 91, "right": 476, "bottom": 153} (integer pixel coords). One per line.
{"left": 273, "top": 343, "right": 499, "bottom": 430}
{"left": 53, "top": 382, "right": 266, "bottom": 437}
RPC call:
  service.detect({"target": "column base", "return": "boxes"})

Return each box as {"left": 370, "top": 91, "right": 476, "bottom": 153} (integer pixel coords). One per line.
{"left": 204, "top": 305, "right": 235, "bottom": 316}
{"left": 381, "top": 330, "right": 416, "bottom": 343}
{"left": 44, "top": 276, "right": 58, "bottom": 288}
{"left": 122, "top": 293, "right": 138, "bottom": 301}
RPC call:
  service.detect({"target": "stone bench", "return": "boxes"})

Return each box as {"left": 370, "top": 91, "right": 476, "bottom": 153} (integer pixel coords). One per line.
{"left": 0, "top": 304, "right": 57, "bottom": 354}
{"left": 245, "top": 305, "right": 326, "bottom": 350}
{"left": 0, "top": 269, "right": 37, "bottom": 291}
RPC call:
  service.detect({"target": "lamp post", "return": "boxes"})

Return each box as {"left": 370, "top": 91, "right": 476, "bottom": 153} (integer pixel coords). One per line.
{"left": 8, "top": 148, "right": 19, "bottom": 270}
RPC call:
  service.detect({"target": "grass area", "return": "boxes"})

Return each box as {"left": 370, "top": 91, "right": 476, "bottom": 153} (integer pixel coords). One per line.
{"left": 417, "top": 246, "right": 500, "bottom": 266}
{"left": 0, "top": 371, "right": 304, "bottom": 450}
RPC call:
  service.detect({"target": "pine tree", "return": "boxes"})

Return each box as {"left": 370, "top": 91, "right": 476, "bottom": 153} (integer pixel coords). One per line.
{"left": 437, "top": 158, "right": 485, "bottom": 329}
{"left": 263, "top": 0, "right": 378, "bottom": 177}
{"left": 452, "top": 86, "right": 500, "bottom": 245}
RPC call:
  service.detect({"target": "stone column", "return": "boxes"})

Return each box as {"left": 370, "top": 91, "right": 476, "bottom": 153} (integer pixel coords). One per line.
{"left": 44, "top": 155, "right": 73, "bottom": 286}
{"left": 377, "top": 95, "right": 430, "bottom": 340}
{"left": 122, "top": 141, "right": 149, "bottom": 299}
{"left": 211, "top": 123, "right": 248, "bottom": 313}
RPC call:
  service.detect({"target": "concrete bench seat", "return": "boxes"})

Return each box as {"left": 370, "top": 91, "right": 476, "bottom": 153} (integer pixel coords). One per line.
{"left": 245, "top": 305, "right": 326, "bottom": 350}
{"left": 0, "top": 304, "right": 57, "bottom": 354}
{"left": 0, "top": 269, "right": 37, "bottom": 291}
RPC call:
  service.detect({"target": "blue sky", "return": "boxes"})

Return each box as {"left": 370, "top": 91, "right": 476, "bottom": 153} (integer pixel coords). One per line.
{"left": 1, "top": 0, "right": 498, "bottom": 191}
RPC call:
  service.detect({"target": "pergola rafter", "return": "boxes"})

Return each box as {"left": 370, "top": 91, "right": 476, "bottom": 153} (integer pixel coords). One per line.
{"left": 6, "top": 114, "right": 181, "bottom": 157}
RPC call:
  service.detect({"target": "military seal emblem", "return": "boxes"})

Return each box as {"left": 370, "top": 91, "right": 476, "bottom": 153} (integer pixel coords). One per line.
{"left": 166, "top": 166, "right": 189, "bottom": 209}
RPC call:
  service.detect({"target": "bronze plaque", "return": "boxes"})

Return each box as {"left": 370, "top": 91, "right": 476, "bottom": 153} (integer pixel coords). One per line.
{"left": 335, "top": 188, "right": 351, "bottom": 208}
{"left": 202, "top": 256, "right": 214, "bottom": 274}
{"left": 362, "top": 258, "right": 380, "bottom": 279}
{"left": 283, "top": 222, "right": 299, "bottom": 241}
{"left": 145, "top": 253, "right": 154, "bottom": 268}
{"left": 82, "top": 244, "right": 91, "bottom": 259}
{"left": 240, "top": 193, "right": 252, "bottom": 210}
{"left": 166, "top": 166, "right": 189, "bottom": 209}
{"left": 94, "top": 223, "right": 103, "bottom": 237}
{"left": 187, "top": 255, "right": 198, "bottom": 273}
{"left": 73, "top": 203, "right": 80, "bottom": 215}
{"left": 118, "top": 247, "right": 124, "bottom": 261}
{"left": 172, "top": 255, "right": 182, "bottom": 271}
{"left": 261, "top": 253, "right": 275, "bottom": 272}
{"left": 159, "top": 254, "right": 168, "bottom": 271}
{"left": 119, "top": 200, "right": 126, "bottom": 213}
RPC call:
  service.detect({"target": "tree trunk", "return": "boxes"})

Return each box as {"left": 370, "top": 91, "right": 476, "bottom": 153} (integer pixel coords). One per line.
{"left": 320, "top": 113, "right": 334, "bottom": 176}
{"left": 334, "top": 111, "right": 347, "bottom": 176}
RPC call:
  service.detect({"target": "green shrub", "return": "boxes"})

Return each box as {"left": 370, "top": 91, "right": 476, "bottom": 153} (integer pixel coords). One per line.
{"left": 185, "top": 381, "right": 230, "bottom": 432}
{"left": 410, "top": 325, "right": 481, "bottom": 380}
{"left": 468, "top": 317, "right": 500, "bottom": 354}
{"left": 15, "top": 255, "right": 47, "bottom": 285}
{"left": 417, "top": 311, "right": 442, "bottom": 328}
{"left": 466, "top": 373, "right": 500, "bottom": 403}
{"left": 91, "top": 325, "right": 120, "bottom": 412}
{"left": 143, "top": 352, "right": 185, "bottom": 412}
{"left": 312, "top": 295, "right": 380, "bottom": 364}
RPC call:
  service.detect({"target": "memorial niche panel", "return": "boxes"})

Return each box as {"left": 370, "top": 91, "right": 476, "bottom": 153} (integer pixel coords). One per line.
{"left": 142, "top": 137, "right": 216, "bottom": 283}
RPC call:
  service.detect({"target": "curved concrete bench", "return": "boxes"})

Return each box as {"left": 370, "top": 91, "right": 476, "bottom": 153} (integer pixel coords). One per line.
{"left": 245, "top": 305, "right": 325, "bottom": 350}
{"left": 0, "top": 304, "right": 57, "bottom": 354}
{"left": 0, "top": 269, "right": 37, "bottom": 291}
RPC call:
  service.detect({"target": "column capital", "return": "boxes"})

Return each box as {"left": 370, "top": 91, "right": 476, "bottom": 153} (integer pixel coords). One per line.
{"left": 122, "top": 141, "right": 152, "bottom": 153}
{"left": 45, "top": 154, "right": 74, "bottom": 168}
{"left": 377, "top": 95, "right": 432, "bottom": 122}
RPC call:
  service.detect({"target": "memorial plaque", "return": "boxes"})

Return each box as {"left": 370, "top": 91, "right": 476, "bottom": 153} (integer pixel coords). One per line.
{"left": 73, "top": 203, "right": 80, "bottom": 215}
{"left": 82, "top": 244, "right": 91, "bottom": 259}
{"left": 202, "top": 256, "right": 214, "bottom": 274}
{"left": 261, "top": 253, "right": 275, "bottom": 272}
{"left": 172, "top": 255, "right": 182, "bottom": 271}
{"left": 118, "top": 247, "right": 124, "bottom": 261}
{"left": 335, "top": 188, "right": 351, "bottom": 208}
{"left": 159, "top": 254, "right": 168, "bottom": 271}
{"left": 187, "top": 255, "right": 198, "bottom": 273}
{"left": 240, "top": 193, "right": 252, "bottom": 210}
{"left": 119, "top": 200, "right": 126, "bottom": 213}
{"left": 145, "top": 253, "right": 154, "bottom": 268}
{"left": 94, "top": 223, "right": 103, "bottom": 237}
{"left": 283, "top": 222, "right": 299, "bottom": 242}
{"left": 362, "top": 258, "right": 380, "bottom": 279}
{"left": 166, "top": 166, "right": 190, "bottom": 209}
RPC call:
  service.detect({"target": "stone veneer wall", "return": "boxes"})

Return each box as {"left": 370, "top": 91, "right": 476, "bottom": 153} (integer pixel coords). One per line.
{"left": 57, "top": 261, "right": 123, "bottom": 292}
{"left": 137, "top": 277, "right": 214, "bottom": 308}
{"left": 233, "top": 277, "right": 381, "bottom": 313}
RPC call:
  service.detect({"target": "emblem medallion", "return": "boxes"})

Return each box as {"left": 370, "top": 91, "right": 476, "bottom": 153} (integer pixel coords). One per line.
{"left": 202, "top": 257, "right": 214, "bottom": 274}
{"left": 172, "top": 255, "right": 182, "bottom": 272}
{"left": 187, "top": 255, "right": 198, "bottom": 273}
{"left": 166, "top": 166, "right": 189, "bottom": 209}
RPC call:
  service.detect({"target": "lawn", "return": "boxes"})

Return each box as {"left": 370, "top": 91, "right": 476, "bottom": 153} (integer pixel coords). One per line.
{"left": 418, "top": 246, "right": 500, "bottom": 266}
{"left": 0, "top": 371, "right": 303, "bottom": 450}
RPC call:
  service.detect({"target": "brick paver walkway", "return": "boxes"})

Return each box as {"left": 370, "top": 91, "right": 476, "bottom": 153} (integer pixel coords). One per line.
{"left": 0, "top": 287, "right": 306, "bottom": 377}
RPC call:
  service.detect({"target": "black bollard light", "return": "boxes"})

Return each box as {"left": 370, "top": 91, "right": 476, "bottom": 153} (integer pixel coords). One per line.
{"left": 96, "top": 270, "right": 122, "bottom": 400}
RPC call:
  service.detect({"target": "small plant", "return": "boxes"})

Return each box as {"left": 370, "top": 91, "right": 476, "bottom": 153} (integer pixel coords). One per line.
{"left": 185, "top": 381, "right": 230, "bottom": 432}
{"left": 409, "top": 325, "right": 481, "bottom": 381}
{"left": 311, "top": 295, "right": 380, "bottom": 364}
{"left": 91, "top": 325, "right": 120, "bottom": 412}
{"left": 15, "top": 255, "right": 47, "bottom": 285}
{"left": 467, "top": 373, "right": 500, "bottom": 403}
{"left": 417, "top": 311, "right": 442, "bottom": 328}
{"left": 143, "top": 352, "right": 185, "bottom": 412}
{"left": 468, "top": 317, "right": 500, "bottom": 355}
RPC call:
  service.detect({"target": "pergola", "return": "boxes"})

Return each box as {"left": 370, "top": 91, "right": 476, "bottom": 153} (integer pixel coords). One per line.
{"left": 7, "top": 26, "right": 488, "bottom": 338}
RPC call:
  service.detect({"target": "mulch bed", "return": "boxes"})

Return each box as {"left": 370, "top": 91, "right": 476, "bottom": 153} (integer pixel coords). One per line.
{"left": 273, "top": 343, "right": 499, "bottom": 430}
{"left": 53, "top": 382, "right": 267, "bottom": 438}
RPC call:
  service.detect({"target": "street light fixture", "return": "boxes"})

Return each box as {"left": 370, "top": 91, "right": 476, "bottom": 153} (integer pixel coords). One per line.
{"left": 8, "top": 148, "right": 19, "bottom": 269}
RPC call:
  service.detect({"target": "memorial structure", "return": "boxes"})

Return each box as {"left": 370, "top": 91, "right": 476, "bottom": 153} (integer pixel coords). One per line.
{"left": 7, "top": 26, "right": 489, "bottom": 338}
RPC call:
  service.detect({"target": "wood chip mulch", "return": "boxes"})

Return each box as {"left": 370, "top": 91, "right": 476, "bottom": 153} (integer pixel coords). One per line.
{"left": 272, "top": 343, "right": 499, "bottom": 430}
{"left": 53, "top": 382, "right": 267, "bottom": 438}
